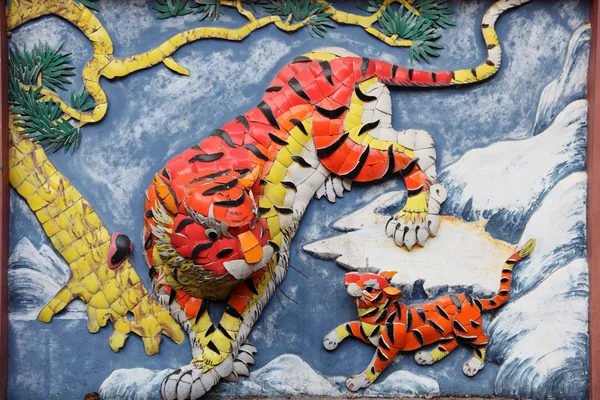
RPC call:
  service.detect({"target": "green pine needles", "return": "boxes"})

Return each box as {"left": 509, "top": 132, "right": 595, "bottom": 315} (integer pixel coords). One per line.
{"left": 8, "top": 43, "right": 88, "bottom": 153}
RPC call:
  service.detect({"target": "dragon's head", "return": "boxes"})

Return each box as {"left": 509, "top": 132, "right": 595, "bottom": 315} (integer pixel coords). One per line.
{"left": 344, "top": 271, "right": 404, "bottom": 307}
{"left": 168, "top": 170, "right": 273, "bottom": 281}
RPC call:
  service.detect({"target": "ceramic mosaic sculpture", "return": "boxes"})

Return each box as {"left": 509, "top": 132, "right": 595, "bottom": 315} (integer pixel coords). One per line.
{"left": 151, "top": 2, "right": 529, "bottom": 397}
{"left": 323, "top": 239, "right": 535, "bottom": 392}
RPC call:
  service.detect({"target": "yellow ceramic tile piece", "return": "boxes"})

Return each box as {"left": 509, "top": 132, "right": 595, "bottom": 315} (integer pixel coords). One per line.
{"left": 27, "top": 193, "right": 49, "bottom": 212}
{"left": 163, "top": 57, "right": 190, "bottom": 76}
{"left": 263, "top": 183, "right": 286, "bottom": 207}
{"left": 89, "top": 291, "right": 110, "bottom": 309}
{"left": 81, "top": 273, "right": 102, "bottom": 295}
{"left": 17, "top": 180, "right": 37, "bottom": 199}
{"left": 61, "top": 245, "right": 80, "bottom": 264}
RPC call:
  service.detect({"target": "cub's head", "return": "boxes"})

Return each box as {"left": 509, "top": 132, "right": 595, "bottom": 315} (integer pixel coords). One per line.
{"left": 344, "top": 271, "right": 404, "bottom": 307}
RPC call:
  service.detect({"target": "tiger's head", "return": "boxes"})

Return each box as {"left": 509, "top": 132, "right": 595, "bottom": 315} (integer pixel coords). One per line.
{"left": 157, "top": 169, "right": 273, "bottom": 283}
{"left": 344, "top": 271, "right": 404, "bottom": 307}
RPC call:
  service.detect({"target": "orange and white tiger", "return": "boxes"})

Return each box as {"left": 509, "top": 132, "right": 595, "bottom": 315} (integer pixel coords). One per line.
{"left": 323, "top": 239, "right": 535, "bottom": 391}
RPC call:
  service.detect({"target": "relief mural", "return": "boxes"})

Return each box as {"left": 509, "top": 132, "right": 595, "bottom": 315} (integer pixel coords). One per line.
{"left": 6, "top": 0, "right": 590, "bottom": 399}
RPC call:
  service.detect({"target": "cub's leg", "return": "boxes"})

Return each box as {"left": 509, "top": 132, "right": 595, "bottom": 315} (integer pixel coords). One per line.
{"left": 414, "top": 335, "right": 459, "bottom": 365}
{"left": 346, "top": 343, "right": 401, "bottom": 392}
{"left": 323, "top": 321, "right": 377, "bottom": 350}
{"left": 463, "top": 333, "right": 488, "bottom": 377}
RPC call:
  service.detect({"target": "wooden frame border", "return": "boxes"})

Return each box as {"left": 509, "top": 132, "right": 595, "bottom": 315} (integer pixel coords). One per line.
{"left": 0, "top": 1, "right": 599, "bottom": 399}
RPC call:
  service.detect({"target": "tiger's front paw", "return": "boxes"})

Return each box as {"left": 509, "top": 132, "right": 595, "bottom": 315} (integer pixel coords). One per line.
{"left": 385, "top": 184, "right": 446, "bottom": 250}
{"left": 161, "top": 357, "right": 233, "bottom": 400}
{"left": 323, "top": 330, "right": 341, "bottom": 350}
{"left": 346, "top": 372, "right": 371, "bottom": 392}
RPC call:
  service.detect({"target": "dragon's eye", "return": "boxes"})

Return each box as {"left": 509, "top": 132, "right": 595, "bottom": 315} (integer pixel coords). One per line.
{"left": 206, "top": 228, "right": 220, "bottom": 241}
{"left": 365, "top": 287, "right": 374, "bottom": 293}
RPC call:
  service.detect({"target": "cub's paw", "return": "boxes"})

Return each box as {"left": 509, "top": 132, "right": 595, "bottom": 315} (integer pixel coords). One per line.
{"left": 414, "top": 350, "right": 435, "bottom": 366}
{"left": 346, "top": 372, "right": 371, "bottom": 392}
{"left": 462, "top": 357, "right": 484, "bottom": 377}
{"left": 323, "top": 330, "right": 341, "bottom": 350}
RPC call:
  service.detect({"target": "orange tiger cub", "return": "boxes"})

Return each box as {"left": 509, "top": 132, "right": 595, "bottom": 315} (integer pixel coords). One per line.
{"left": 323, "top": 239, "right": 536, "bottom": 392}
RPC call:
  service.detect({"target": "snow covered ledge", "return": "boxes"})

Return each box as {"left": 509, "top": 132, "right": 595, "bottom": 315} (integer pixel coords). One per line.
{"left": 303, "top": 191, "right": 516, "bottom": 297}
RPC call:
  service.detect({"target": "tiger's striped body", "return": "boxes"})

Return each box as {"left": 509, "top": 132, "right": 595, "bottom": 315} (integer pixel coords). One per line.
{"left": 144, "top": 1, "right": 531, "bottom": 398}
{"left": 324, "top": 240, "right": 536, "bottom": 391}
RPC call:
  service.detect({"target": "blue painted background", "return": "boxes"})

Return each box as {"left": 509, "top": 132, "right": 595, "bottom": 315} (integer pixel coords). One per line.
{"left": 7, "top": 1, "right": 589, "bottom": 398}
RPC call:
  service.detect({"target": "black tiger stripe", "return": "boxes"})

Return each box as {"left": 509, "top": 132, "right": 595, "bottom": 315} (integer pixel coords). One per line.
{"left": 236, "top": 115, "right": 250, "bottom": 130}
{"left": 257, "top": 101, "right": 280, "bottom": 129}
{"left": 292, "top": 55, "right": 312, "bottom": 63}
{"left": 470, "top": 320, "right": 481, "bottom": 328}
{"left": 197, "top": 299, "right": 208, "bottom": 319}
{"left": 379, "top": 336, "right": 390, "bottom": 350}
{"left": 465, "top": 293, "right": 474, "bottom": 306}
{"left": 413, "top": 330, "right": 424, "bottom": 345}
{"left": 375, "top": 308, "right": 388, "bottom": 323}
{"left": 217, "top": 324, "right": 234, "bottom": 340}
{"left": 439, "top": 337, "right": 454, "bottom": 344}
{"left": 437, "top": 345, "right": 447, "bottom": 352}
{"left": 361, "top": 58, "right": 370, "bottom": 75}
{"left": 148, "top": 266, "right": 156, "bottom": 280}
{"left": 144, "top": 234, "right": 153, "bottom": 251}
{"left": 386, "top": 311, "right": 397, "bottom": 342}
{"left": 191, "top": 242, "right": 213, "bottom": 259}
{"left": 371, "top": 291, "right": 383, "bottom": 303}
{"left": 234, "top": 168, "right": 251, "bottom": 176}
{"left": 359, "top": 325, "right": 369, "bottom": 340}
{"left": 265, "top": 86, "right": 282, "bottom": 92}
{"left": 189, "top": 152, "right": 224, "bottom": 163}
{"left": 471, "top": 68, "right": 477, "bottom": 77}
{"left": 316, "top": 132, "right": 349, "bottom": 158}
{"left": 315, "top": 105, "right": 348, "bottom": 119}
{"left": 257, "top": 206, "right": 271, "bottom": 216}
{"left": 407, "top": 186, "right": 423, "bottom": 197}
{"left": 215, "top": 193, "right": 245, "bottom": 209}
{"left": 450, "top": 294, "right": 462, "bottom": 312}
{"left": 202, "top": 178, "right": 239, "bottom": 195}
{"left": 416, "top": 308, "right": 426, "bottom": 321}
{"left": 371, "top": 325, "right": 381, "bottom": 337}
{"left": 361, "top": 308, "right": 379, "bottom": 318}
{"left": 225, "top": 304, "right": 243, "bottom": 320}
{"left": 175, "top": 218, "right": 195, "bottom": 233}
{"left": 436, "top": 304, "right": 449, "bottom": 319}
{"left": 499, "top": 290, "right": 509, "bottom": 296}
{"left": 427, "top": 319, "right": 444, "bottom": 333}
{"left": 475, "top": 348, "right": 483, "bottom": 359}
{"left": 280, "top": 181, "right": 297, "bottom": 191}
{"left": 190, "top": 144, "right": 200, "bottom": 150}
{"left": 358, "top": 120, "right": 380, "bottom": 135}
{"left": 432, "top": 72, "right": 437, "bottom": 83}
{"left": 392, "top": 64, "right": 398, "bottom": 78}
{"left": 354, "top": 84, "right": 378, "bottom": 102}
{"left": 487, "top": 44, "right": 496, "bottom": 49}
{"left": 486, "top": 59, "right": 495, "bottom": 66}
{"left": 408, "top": 69, "right": 414, "bottom": 80}
{"left": 345, "top": 324, "right": 353, "bottom": 335}
{"left": 384, "top": 144, "right": 395, "bottom": 178}
{"left": 501, "top": 277, "right": 509, "bottom": 283}
{"left": 273, "top": 205, "right": 294, "bottom": 215}
{"left": 245, "top": 143, "right": 269, "bottom": 161}
{"left": 474, "top": 299, "right": 483, "bottom": 311}
{"left": 168, "top": 288, "right": 176, "bottom": 305}
{"left": 406, "top": 309, "right": 413, "bottom": 331}
{"left": 290, "top": 118, "right": 309, "bottom": 135}
{"left": 216, "top": 248, "right": 234, "bottom": 258}
{"left": 162, "top": 168, "right": 171, "bottom": 179}
{"left": 450, "top": 71, "right": 455, "bottom": 79}
{"left": 196, "top": 169, "right": 232, "bottom": 181}
{"left": 489, "top": 299, "right": 497, "bottom": 306}
{"left": 291, "top": 155, "right": 312, "bottom": 167}
{"left": 268, "top": 240, "right": 280, "bottom": 253}
{"left": 269, "top": 132, "right": 288, "bottom": 146}
{"left": 453, "top": 320, "right": 468, "bottom": 333}
{"left": 207, "top": 341, "right": 220, "bottom": 355}
{"left": 400, "top": 158, "right": 419, "bottom": 177}
{"left": 205, "top": 324, "right": 216, "bottom": 337}
{"left": 288, "top": 77, "right": 310, "bottom": 101}
{"left": 376, "top": 348, "right": 388, "bottom": 361}
{"left": 319, "top": 61, "right": 334, "bottom": 85}
{"left": 209, "top": 129, "right": 236, "bottom": 148}
{"left": 482, "top": 23, "right": 489, "bottom": 28}
{"left": 145, "top": 209, "right": 154, "bottom": 218}
{"left": 341, "top": 144, "right": 370, "bottom": 180}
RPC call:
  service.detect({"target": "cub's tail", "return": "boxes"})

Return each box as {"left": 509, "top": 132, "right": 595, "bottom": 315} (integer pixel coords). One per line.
{"left": 476, "top": 239, "right": 536, "bottom": 311}
{"left": 371, "top": 0, "right": 531, "bottom": 87}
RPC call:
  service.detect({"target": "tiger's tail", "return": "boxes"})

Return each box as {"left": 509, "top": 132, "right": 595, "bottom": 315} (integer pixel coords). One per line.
{"left": 372, "top": 0, "right": 530, "bottom": 88}
{"left": 476, "top": 239, "right": 536, "bottom": 311}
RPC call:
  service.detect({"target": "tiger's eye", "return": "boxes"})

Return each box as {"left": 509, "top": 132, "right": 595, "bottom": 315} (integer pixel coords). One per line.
{"left": 366, "top": 287, "right": 373, "bottom": 292}
{"left": 206, "top": 228, "right": 219, "bottom": 241}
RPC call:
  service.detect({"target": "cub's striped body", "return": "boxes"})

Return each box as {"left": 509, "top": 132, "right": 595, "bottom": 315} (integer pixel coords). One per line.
{"left": 142, "top": 1, "right": 530, "bottom": 399}
{"left": 324, "top": 240, "right": 535, "bottom": 391}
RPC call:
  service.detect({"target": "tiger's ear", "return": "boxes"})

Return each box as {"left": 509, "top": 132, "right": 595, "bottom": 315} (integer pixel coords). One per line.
{"left": 379, "top": 271, "right": 397, "bottom": 282}
{"left": 383, "top": 286, "right": 403, "bottom": 297}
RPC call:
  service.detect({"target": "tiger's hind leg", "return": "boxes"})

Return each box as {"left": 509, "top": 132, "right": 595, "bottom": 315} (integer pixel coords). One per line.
{"left": 415, "top": 335, "right": 459, "bottom": 366}
{"left": 463, "top": 333, "right": 488, "bottom": 377}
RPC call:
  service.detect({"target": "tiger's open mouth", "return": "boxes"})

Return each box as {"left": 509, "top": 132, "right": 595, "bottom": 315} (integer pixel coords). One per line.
{"left": 222, "top": 245, "right": 275, "bottom": 280}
